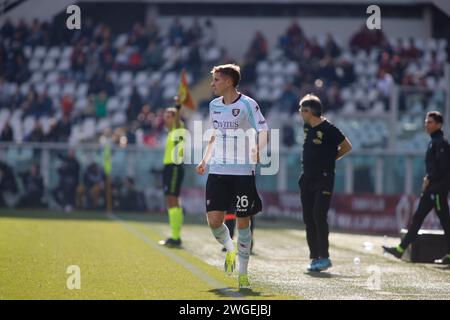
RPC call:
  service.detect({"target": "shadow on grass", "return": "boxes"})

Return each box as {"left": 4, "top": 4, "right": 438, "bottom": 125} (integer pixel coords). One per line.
{"left": 304, "top": 271, "right": 356, "bottom": 279}
{"left": 208, "top": 287, "right": 276, "bottom": 299}
{"left": 0, "top": 208, "right": 208, "bottom": 225}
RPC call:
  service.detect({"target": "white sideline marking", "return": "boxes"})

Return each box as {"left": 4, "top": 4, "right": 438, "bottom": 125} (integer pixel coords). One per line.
{"left": 108, "top": 213, "right": 244, "bottom": 299}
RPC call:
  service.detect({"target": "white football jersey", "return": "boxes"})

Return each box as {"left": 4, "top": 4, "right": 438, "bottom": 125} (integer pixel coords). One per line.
{"left": 208, "top": 94, "right": 268, "bottom": 175}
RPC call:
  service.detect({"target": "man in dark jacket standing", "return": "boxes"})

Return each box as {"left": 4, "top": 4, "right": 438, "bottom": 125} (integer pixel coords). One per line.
{"left": 52, "top": 150, "right": 80, "bottom": 212}
{"left": 384, "top": 111, "right": 450, "bottom": 264}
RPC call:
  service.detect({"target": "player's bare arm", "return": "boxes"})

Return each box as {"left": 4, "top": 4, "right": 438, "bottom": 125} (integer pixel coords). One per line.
{"left": 196, "top": 132, "right": 215, "bottom": 175}
{"left": 336, "top": 137, "right": 352, "bottom": 160}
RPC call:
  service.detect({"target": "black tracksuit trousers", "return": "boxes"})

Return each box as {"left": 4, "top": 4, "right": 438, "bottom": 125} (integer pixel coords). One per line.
{"left": 299, "top": 174, "right": 334, "bottom": 259}
{"left": 400, "top": 188, "right": 450, "bottom": 253}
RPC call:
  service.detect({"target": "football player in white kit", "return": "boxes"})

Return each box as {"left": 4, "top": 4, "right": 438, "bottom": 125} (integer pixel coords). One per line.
{"left": 196, "top": 64, "right": 268, "bottom": 289}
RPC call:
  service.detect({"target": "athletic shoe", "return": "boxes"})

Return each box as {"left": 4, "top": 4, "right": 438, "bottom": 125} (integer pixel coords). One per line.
{"left": 238, "top": 274, "right": 251, "bottom": 289}
{"left": 382, "top": 246, "right": 403, "bottom": 259}
{"left": 224, "top": 249, "right": 237, "bottom": 274}
{"left": 434, "top": 254, "right": 450, "bottom": 264}
{"left": 311, "top": 258, "right": 332, "bottom": 272}
{"left": 158, "top": 238, "right": 182, "bottom": 248}
{"left": 307, "top": 258, "right": 319, "bottom": 272}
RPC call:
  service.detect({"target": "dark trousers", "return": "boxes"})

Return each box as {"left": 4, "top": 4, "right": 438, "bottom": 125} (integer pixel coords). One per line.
{"left": 400, "top": 189, "right": 450, "bottom": 253}
{"left": 299, "top": 174, "right": 334, "bottom": 259}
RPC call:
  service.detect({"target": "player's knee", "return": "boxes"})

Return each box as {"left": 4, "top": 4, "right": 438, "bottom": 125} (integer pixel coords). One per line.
{"left": 236, "top": 217, "right": 251, "bottom": 229}
{"left": 207, "top": 215, "right": 223, "bottom": 229}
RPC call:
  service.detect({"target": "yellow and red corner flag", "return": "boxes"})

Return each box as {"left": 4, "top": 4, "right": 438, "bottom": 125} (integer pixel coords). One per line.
{"left": 178, "top": 69, "right": 196, "bottom": 110}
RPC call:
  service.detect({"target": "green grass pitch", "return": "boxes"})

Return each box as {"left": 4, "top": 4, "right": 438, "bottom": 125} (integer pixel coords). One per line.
{"left": 1, "top": 209, "right": 449, "bottom": 300}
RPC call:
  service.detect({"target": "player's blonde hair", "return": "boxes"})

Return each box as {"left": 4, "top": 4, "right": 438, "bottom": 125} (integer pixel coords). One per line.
{"left": 210, "top": 63, "right": 241, "bottom": 87}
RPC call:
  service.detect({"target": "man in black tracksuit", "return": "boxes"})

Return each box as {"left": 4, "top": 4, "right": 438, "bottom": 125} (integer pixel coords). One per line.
{"left": 384, "top": 111, "right": 450, "bottom": 264}
{"left": 298, "top": 94, "right": 352, "bottom": 272}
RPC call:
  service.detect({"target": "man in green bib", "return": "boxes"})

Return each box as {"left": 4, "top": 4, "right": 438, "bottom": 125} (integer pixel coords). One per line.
{"left": 159, "top": 100, "right": 186, "bottom": 248}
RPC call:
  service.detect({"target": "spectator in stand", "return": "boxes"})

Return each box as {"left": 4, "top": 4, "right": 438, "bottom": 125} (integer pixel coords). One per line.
{"left": 76, "top": 162, "right": 105, "bottom": 209}
{"left": 127, "top": 87, "right": 143, "bottom": 122}
{"left": 306, "top": 37, "right": 325, "bottom": 61}
{"left": 0, "top": 161, "right": 18, "bottom": 207}
{"left": 35, "top": 90, "right": 53, "bottom": 117}
{"left": 146, "top": 80, "right": 164, "bottom": 109}
{"left": 187, "top": 18, "right": 203, "bottom": 43}
{"left": 278, "top": 83, "right": 299, "bottom": 114}
{"left": 115, "top": 45, "right": 129, "bottom": 70}
{"left": 145, "top": 18, "right": 160, "bottom": 44}
{"left": 326, "top": 82, "right": 343, "bottom": 112}
{"left": 61, "top": 95, "right": 74, "bottom": 118}
{"left": 104, "top": 75, "right": 115, "bottom": 96}
{"left": 71, "top": 44, "right": 87, "bottom": 80}
{"left": 17, "top": 163, "right": 44, "bottom": 208}
{"left": 376, "top": 69, "right": 394, "bottom": 105}
{"left": 168, "top": 17, "right": 185, "bottom": 45}
{"left": 427, "top": 51, "right": 443, "bottom": 77}
{"left": 128, "top": 22, "right": 148, "bottom": 51}
{"left": 202, "top": 19, "right": 217, "bottom": 47}
{"left": 318, "top": 54, "right": 338, "bottom": 84}
{"left": 44, "top": 118, "right": 60, "bottom": 142}
{"left": 240, "top": 55, "right": 257, "bottom": 86}
{"left": 128, "top": 49, "right": 142, "bottom": 71}
{"left": 402, "top": 38, "right": 421, "bottom": 60}
{"left": 324, "top": 34, "right": 341, "bottom": 58}
{"left": 118, "top": 177, "right": 146, "bottom": 211}
{"left": 143, "top": 41, "right": 164, "bottom": 70}
{"left": 21, "top": 90, "right": 38, "bottom": 118}
{"left": 137, "top": 104, "right": 154, "bottom": 135}
{"left": 246, "top": 31, "right": 268, "bottom": 62}
{"left": 94, "top": 91, "right": 108, "bottom": 118}
{"left": 57, "top": 114, "right": 72, "bottom": 142}
{"left": 52, "top": 150, "right": 80, "bottom": 212}
{"left": 0, "top": 121, "right": 14, "bottom": 142}
{"left": 98, "top": 41, "right": 115, "bottom": 70}
{"left": 25, "top": 121, "right": 45, "bottom": 142}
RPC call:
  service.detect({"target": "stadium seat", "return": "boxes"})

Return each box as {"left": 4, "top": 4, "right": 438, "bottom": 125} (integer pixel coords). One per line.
{"left": 57, "top": 58, "right": 71, "bottom": 71}
{"left": 107, "top": 97, "right": 120, "bottom": 113}
{"left": 47, "top": 83, "right": 61, "bottom": 99}
{"left": 62, "top": 83, "right": 76, "bottom": 96}
{"left": 30, "top": 72, "right": 44, "bottom": 84}
{"left": 45, "top": 72, "right": 59, "bottom": 84}
{"left": 162, "top": 86, "right": 178, "bottom": 101}
{"left": 119, "top": 72, "right": 133, "bottom": 86}
{"left": 134, "top": 71, "right": 148, "bottom": 86}
{"left": 35, "top": 82, "right": 47, "bottom": 95}
{"left": 33, "top": 46, "right": 47, "bottom": 59}
{"left": 47, "top": 47, "right": 61, "bottom": 60}
{"left": 62, "top": 46, "right": 73, "bottom": 59}
{"left": 82, "top": 118, "right": 97, "bottom": 140}
{"left": 41, "top": 58, "right": 56, "bottom": 72}
{"left": 137, "top": 85, "right": 149, "bottom": 98}
{"left": 76, "top": 83, "right": 88, "bottom": 98}
{"left": 149, "top": 71, "right": 162, "bottom": 84}
{"left": 23, "top": 116, "right": 36, "bottom": 137}
{"left": 96, "top": 117, "right": 110, "bottom": 134}
{"left": 28, "top": 58, "right": 41, "bottom": 72}
{"left": 162, "top": 72, "right": 178, "bottom": 88}
{"left": 256, "top": 61, "right": 271, "bottom": 75}
{"left": 19, "top": 83, "right": 30, "bottom": 96}
{"left": 112, "top": 112, "right": 126, "bottom": 127}
{"left": 119, "top": 85, "right": 132, "bottom": 98}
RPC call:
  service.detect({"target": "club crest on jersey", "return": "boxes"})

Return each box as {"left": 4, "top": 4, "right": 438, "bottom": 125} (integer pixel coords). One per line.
{"left": 232, "top": 108, "right": 240, "bottom": 117}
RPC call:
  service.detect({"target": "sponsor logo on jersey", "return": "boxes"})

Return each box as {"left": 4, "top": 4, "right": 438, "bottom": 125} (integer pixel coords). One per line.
{"left": 213, "top": 120, "right": 239, "bottom": 129}
{"left": 213, "top": 111, "right": 221, "bottom": 114}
